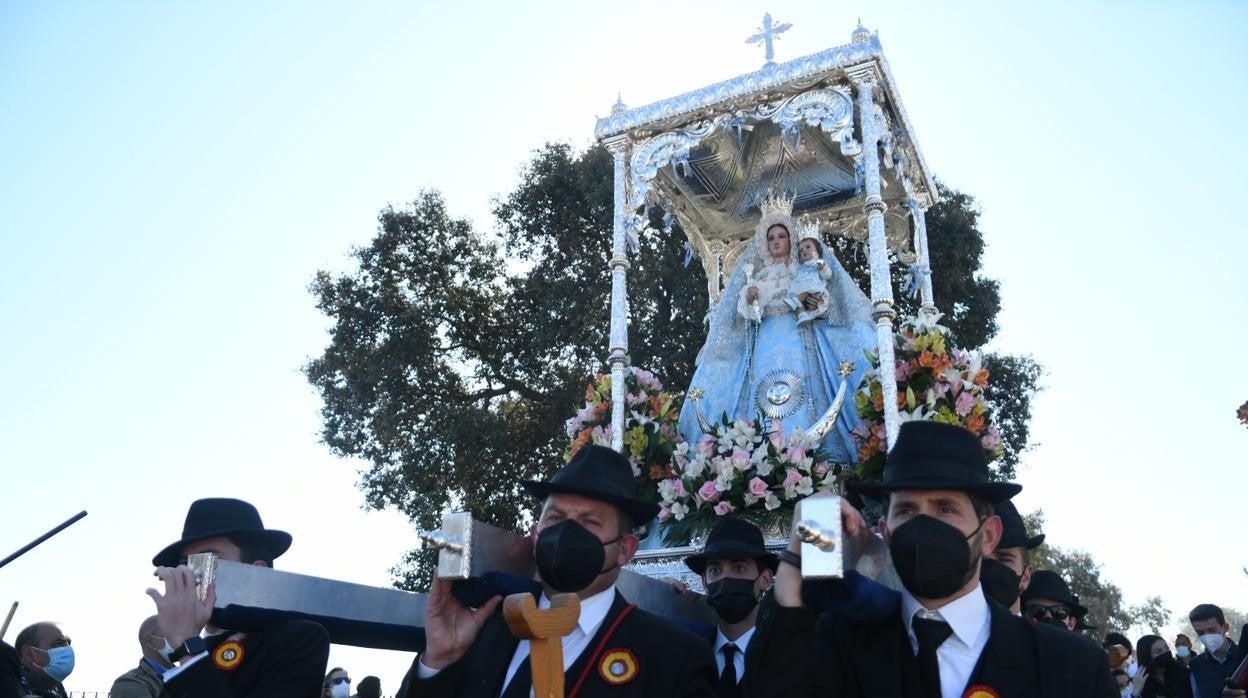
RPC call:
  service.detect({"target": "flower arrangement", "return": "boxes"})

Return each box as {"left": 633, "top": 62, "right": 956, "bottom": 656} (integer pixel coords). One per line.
{"left": 564, "top": 367, "right": 682, "bottom": 506}
{"left": 851, "top": 311, "right": 1004, "bottom": 481}
{"left": 655, "top": 415, "right": 841, "bottom": 545}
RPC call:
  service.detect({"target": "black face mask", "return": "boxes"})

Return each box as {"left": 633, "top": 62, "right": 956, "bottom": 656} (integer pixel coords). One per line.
{"left": 1151, "top": 651, "right": 1175, "bottom": 670}
{"left": 534, "top": 519, "right": 620, "bottom": 593}
{"left": 706, "top": 576, "right": 761, "bottom": 624}
{"left": 889, "top": 514, "right": 984, "bottom": 600}
{"left": 979, "top": 557, "right": 1022, "bottom": 608}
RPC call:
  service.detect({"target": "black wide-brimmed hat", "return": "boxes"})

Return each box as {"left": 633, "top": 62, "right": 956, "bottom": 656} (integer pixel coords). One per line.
{"left": 849, "top": 421, "right": 1022, "bottom": 501}
{"left": 1021, "top": 570, "right": 1088, "bottom": 616}
{"left": 684, "top": 517, "right": 779, "bottom": 576}
{"left": 152, "top": 498, "right": 292, "bottom": 567}
{"left": 995, "top": 499, "right": 1045, "bottom": 550}
{"left": 523, "top": 445, "right": 659, "bottom": 525}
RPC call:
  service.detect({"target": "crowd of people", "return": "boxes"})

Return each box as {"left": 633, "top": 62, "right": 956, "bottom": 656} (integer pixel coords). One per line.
{"left": 1, "top": 422, "right": 1242, "bottom": 697}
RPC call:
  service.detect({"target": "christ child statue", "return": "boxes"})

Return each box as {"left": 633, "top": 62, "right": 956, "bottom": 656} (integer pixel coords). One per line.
{"left": 792, "top": 236, "right": 832, "bottom": 324}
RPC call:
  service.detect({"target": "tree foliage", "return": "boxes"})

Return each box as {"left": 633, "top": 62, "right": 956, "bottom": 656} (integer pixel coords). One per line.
{"left": 306, "top": 143, "right": 1041, "bottom": 589}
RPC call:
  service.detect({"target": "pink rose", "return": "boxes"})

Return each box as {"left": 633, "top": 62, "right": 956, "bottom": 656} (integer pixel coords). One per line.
{"left": 783, "top": 468, "right": 802, "bottom": 488}
{"left": 672, "top": 479, "right": 688, "bottom": 498}
{"left": 731, "top": 448, "right": 751, "bottom": 470}
{"left": 955, "top": 391, "right": 976, "bottom": 417}
{"left": 787, "top": 446, "right": 806, "bottom": 464}
{"left": 748, "top": 477, "right": 769, "bottom": 497}
{"left": 714, "top": 501, "right": 734, "bottom": 516}
{"left": 814, "top": 462, "right": 829, "bottom": 477}
{"left": 697, "top": 480, "right": 720, "bottom": 503}
{"left": 982, "top": 427, "right": 1002, "bottom": 451}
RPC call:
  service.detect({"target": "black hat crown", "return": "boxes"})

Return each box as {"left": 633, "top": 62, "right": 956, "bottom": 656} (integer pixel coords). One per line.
{"left": 850, "top": 421, "right": 1021, "bottom": 501}
{"left": 684, "top": 517, "right": 778, "bottom": 575}
{"left": 152, "top": 498, "right": 292, "bottom": 567}
{"left": 523, "top": 445, "right": 659, "bottom": 525}
{"left": 1021, "top": 569, "right": 1088, "bottom": 616}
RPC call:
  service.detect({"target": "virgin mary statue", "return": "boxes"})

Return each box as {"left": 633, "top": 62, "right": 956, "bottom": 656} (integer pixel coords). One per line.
{"left": 678, "top": 194, "right": 878, "bottom": 464}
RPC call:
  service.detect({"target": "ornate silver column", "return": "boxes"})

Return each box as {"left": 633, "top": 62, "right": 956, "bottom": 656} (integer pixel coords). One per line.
{"left": 604, "top": 135, "right": 631, "bottom": 452}
{"left": 911, "top": 199, "right": 936, "bottom": 313}
{"left": 853, "top": 71, "right": 901, "bottom": 447}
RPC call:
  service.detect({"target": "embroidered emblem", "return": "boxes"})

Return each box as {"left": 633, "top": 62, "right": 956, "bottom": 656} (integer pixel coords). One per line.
{"left": 597, "top": 648, "right": 638, "bottom": 685}
{"left": 213, "top": 640, "right": 244, "bottom": 671}
{"left": 964, "top": 686, "right": 1000, "bottom": 698}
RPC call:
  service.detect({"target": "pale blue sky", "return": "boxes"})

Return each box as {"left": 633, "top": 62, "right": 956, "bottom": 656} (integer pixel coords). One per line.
{"left": 2, "top": 0, "right": 1245, "bottom": 691}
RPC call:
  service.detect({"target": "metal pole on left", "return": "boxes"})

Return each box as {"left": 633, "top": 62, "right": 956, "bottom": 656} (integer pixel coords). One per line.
{"left": 605, "top": 135, "right": 632, "bottom": 452}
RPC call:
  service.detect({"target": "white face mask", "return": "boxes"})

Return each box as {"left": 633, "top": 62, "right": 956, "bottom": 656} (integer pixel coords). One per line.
{"left": 330, "top": 681, "right": 350, "bottom": 698}
{"left": 1126, "top": 659, "right": 1139, "bottom": 678}
{"left": 1200, "top": 633, "right": 1226, "bottom": 654}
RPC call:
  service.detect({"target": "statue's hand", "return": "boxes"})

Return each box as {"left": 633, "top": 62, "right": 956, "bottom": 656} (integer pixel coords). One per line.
{"left": 801, "top": 294, "right": 821, "bottom": 311}
{"left": 747, "top": 286, "right": 759, "bottom": 302}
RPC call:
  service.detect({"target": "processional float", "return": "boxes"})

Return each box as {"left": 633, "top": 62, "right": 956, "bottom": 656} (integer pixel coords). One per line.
{"left": 191, "top": 19, "right": 942, "bottom": 695}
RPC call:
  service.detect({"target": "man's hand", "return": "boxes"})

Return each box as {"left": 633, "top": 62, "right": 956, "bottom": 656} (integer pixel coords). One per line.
{"left": 146, "top": 566, "right": 214, "bottom": 648}
{"left": 421, "top": 577, "right": 502, "bottom": 670}
{"left": 773, "top": 494, "right": 872, "bottom": 608}
{"left": 1223, "top": 684, "right": 1246, "bottom": 697}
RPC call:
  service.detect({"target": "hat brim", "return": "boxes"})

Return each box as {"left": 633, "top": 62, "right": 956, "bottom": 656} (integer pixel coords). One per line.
{"left": 685, "top": 542, "right": 780, "bottom": 575}
{"left": 849, "top": 477, "right": 1022, "bottom": 502}
{"left": 1026, "top": 533, "right": 1046, "bottom": 550}
{"left": 522, "top": 481, "right": 659, "bottom": 528}
{"left": 152, "top": 529, "right": 293, "bottom": 567}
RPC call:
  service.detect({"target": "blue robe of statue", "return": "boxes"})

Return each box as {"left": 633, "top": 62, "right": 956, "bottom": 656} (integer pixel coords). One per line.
{"left": 679, "top": 231, "right": 877, "bottom": 464}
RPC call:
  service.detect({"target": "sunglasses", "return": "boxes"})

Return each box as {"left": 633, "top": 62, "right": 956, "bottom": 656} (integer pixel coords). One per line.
{"left": 331, "top": 677, "right": 351, "bottom": 685}
{"left": 1025, "top": 604, "right": 1071, "bottom": 621}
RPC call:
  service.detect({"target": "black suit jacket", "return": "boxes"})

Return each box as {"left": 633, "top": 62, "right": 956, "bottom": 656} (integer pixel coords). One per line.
{"left": 399, "top": 590, "right": 717, "bottom": 698}
{"left": 162, "top": 620, "right": 330, "bottom": 698}
{"left": 744, "top": 594, "right": 1117, "bottom": 698}
{"left": 0, "top": 642, "right": 19, "bottom": 698}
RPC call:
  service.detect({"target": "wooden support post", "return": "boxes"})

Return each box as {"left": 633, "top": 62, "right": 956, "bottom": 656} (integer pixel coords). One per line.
{"left": 503, "top": 592, "right": 581, "bottom": 698}
{"left": 0, "top": 601, "right": 17, "bottom": 641}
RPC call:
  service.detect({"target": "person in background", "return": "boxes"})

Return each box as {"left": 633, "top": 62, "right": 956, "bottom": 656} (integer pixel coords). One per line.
{"left": 110, "top": 615, "right": 172, "bottom": 697}
{"left": 1105, "top": 632, "right": 1137, "bottom": 677}
{"left": 1130, "top": 635, "right": 1192, "bottom": 698}
{"left": 322, "top": 667, "right": 350, "bottom": 698}
{"left": 1020, "top": 570, "right": 1086, "bottom": 631}
{"left": 14, "top": 622, "right": 72, "bottom": 698}
{"left": 1187, "top": 604, "right": 1242, "bottom": 698}
{"left": 1174, "top": 634, "right": 1194, "bottom": 667}
{"left": 683, "top": 517, "right": 777, "bottom": 698}
{"left": 352, "top": 675, "right": 381, "bottom": 698}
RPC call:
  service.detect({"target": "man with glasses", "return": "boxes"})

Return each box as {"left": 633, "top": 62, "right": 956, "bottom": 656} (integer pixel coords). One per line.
{"left": 1020, "top": 570, "right": 1086, "bottom": 631}
{"left": 323, "top": 667, "right": 351, "bottom": 698}
{"left": 13, "top": 622, "right": 73, "bottom": 698}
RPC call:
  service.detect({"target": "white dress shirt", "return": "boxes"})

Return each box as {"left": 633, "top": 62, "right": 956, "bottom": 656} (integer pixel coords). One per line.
{"left": 415, "top": 585, "right": 618, "bottom": 697}
{"left": 713, "top": 626, "right": 755, "bottom": 683}
{"left": 900, "top": 583, "right": 992, "bottom": 698}
{"left": 497, "top": 585, "right": 617, "bottom": 697}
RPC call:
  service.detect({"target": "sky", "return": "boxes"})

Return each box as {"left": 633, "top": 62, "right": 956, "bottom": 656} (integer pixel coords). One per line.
{"left": 1, "top": 0, "right": 1246, "bottom": 692}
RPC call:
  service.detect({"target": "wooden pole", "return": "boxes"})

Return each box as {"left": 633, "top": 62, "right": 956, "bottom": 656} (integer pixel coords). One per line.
{"left": 503, "top": 592, "right": 580, "bottom": 698}
{"left": 0, "top": 601, "right": 18, "bottom": 641}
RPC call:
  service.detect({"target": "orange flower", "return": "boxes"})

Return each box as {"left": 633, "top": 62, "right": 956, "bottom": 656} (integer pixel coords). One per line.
{"left": 966, "top": 414, "right": 985, "bottom": 435}
{"left": 973, "top": 369, "right": 990, "bottom": 387}
{"left": 896, "top": 390, "right": 908, "bottom": 408}
{"left": 917, "top": 351, "right": 936, "bottom": 368}
{"left": 871, "top": 388, "right": 884, "bottom": 412}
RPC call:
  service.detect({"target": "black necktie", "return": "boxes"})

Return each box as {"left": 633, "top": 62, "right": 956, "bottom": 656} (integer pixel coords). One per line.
{"left": 913, "top": 616, "right": 953, "bottom": 698}
{"left": 501, "top": 655, "right": 532, "bottom": 698}
{"left": 719, "top": 643, "right": 742, "bottom": 698}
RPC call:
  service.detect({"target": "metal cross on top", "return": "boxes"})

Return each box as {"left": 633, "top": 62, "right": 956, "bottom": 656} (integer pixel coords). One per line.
{"left": 746, "top": 12, "right": 792, "bottom": 67}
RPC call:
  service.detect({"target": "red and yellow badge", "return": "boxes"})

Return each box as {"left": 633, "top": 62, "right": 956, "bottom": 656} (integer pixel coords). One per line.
{"left": 213, "top": 640, "right": 245, "bottom": 671}
{"left": 964, "top": 686, "right": 1000, "bottom": 698}
{"left": 597, "top": 648, "right": 638, "bottom": 685}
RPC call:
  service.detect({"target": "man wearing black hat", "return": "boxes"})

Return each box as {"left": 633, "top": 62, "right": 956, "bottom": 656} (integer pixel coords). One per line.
{"left": 399, "top": 445, "right": 717, "bottom": 697}
{"left": 980, "top": 499, "right": 1045, "bottom": 615}
{"left": 745, "top": 420, "right": 1117, "bottom": 698}
{"left": 146, "top": 497, "right": 331, "bottom": 697}
{"left": 684, "top": 517, "right": 777, "bottom": 698}
{"left": 1021, "top": 570, "right": 1087, "bottom": 632}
